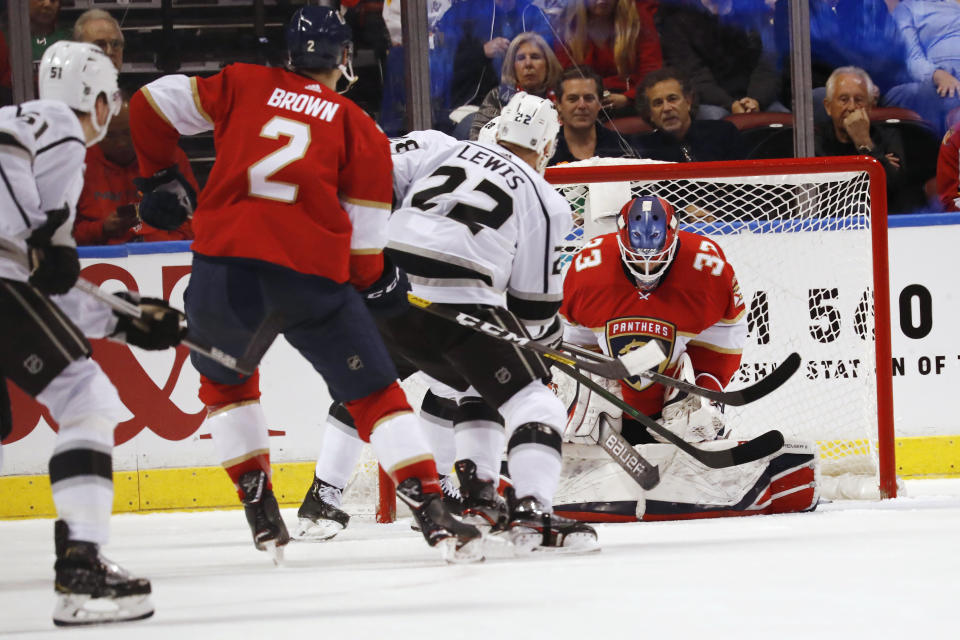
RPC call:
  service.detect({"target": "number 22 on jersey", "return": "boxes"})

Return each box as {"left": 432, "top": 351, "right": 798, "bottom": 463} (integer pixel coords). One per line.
{"left": 248, "top": 116, "right": 311, "bottom": 203}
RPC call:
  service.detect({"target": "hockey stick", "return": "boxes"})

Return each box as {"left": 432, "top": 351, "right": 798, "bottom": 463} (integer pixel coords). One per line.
{"left": 596, "top": 414, "right": 661, "bottom": 489}
{"left": 406, "top": 294, "right": 785, "bottom": 468}
{"left": 406, "top": 293, "right": 667, "bottom": 379}
{"left": 75, "top": 278, "right": 279, "bottom": 376}
{"left": 551, "top": 359, "right": 785, "bottom": 468}
{"left": 560, "top": 341, "right": 801, "bottom": 407}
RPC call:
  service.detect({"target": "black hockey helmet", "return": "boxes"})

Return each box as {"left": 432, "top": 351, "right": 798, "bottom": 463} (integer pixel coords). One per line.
{"left": 285, "top": 5, "right": 353, "bottom": 73}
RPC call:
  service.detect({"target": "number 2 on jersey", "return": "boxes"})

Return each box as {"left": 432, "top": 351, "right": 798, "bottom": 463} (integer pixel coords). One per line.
{"left": 248, "top": 116, "right": 311, "bottom": 203}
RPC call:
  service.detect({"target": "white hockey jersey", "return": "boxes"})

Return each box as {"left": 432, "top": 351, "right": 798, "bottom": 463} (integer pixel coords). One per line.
{"left": 0, "top": 99, "right": 86, "bottom": 283}
{"left": 388, "top": 131, "right": 574, "bottom": 328}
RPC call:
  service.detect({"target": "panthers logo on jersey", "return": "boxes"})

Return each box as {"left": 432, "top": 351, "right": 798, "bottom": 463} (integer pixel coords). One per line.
{"left": 605, "top": 316, "right": 675, "bottom": 391}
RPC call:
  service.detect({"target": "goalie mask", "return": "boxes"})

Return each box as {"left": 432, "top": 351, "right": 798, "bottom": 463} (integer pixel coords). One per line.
{"left": 285, "top": 5, "right": 357, "bottom": 92}
{"left": 38, "top": 41, "right": 121, "bottom": 147}
{"left": 616, "top": 195, "right": 679, "bottom": 291}
{"left": 496, "top": 92, "right": 560, "bottom": 174}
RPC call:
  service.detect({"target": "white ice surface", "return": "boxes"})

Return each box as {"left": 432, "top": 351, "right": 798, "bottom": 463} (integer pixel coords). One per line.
{"left": 1, "top": 479, "right": 957, "bottom": 639}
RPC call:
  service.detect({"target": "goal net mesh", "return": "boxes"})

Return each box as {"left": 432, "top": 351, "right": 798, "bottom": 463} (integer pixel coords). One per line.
{"left": 549, "top": 158, "right": 891, "bottom": 497}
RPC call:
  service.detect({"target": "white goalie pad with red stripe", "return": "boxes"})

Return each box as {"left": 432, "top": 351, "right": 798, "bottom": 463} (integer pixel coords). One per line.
{"left": 553, "top": 440, "right": 819, "bottom": 523}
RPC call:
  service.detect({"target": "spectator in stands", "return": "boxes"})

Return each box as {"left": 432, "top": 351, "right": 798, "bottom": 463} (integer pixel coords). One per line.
{"left": 435, "top": 0, "right": 553, "bottom": 137}
{"left": 553, "top": 0, "right": 662, "bottom": 113}
{"left": 816, "top": 66, "right": 925, "bottom": 214}
{"left": 28, "top": 0, "right": 70, "bottom": 62}
{"left": 549, "top": 66, "right": 640, "bottom": 164}
{"left": 73, "top": 9, "right": 124, "bottom": 71}
{"left": 937, "top": 122, "right": 960, "bottom": 212}
{"left": 659, "top": 0, "right": 785, "bottom": 120}
{"left": 885, "top": 0, "right": 960, "bottom": 136}
{"left": 74, "top": 98, "right": 195, "bottom": 245}
{"left": 634, "top": 67, "right": 746, "bottom": 161}
{"left": 469, "top": 32, "right": 563, "bottom": 139}
{"left": 773, "top": 0, "right": 908, "bottom": 124}
{"left": 0, "top": 0, "right": 70, "bottom": 104}
{"left": 378, "top": 0, "right": 451, "bottom": 135}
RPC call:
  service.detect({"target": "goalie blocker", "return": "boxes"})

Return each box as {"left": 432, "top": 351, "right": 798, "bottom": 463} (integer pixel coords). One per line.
{"left": 553, "top": 440, "right": 819, "bottom": 522}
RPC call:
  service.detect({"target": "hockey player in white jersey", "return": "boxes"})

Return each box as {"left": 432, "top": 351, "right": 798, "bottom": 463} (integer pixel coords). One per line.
{"left": 297, "top": 130, "right": 509, "bottom": 541}
{"left": 376, "top": 93, "right": 598, "bottom": 552}
{"left": 0, "top": 41, "right": 187, "bottom": 626}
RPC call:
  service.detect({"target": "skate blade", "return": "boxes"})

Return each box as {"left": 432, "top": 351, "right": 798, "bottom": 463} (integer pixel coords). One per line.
{"left": 259, "top": 539, "right": 285, "bottom": 566}
{"left": 509, "top": 528, "right": 601, "bottom": 556}
{"left": 53, "top": 592, "right": 154, "bottom": 627}
{"left": 294, "top": 517, "right": 344, "bottom": 542}
{"left": 437, "top": 535, "right": 485, "bottom": 564}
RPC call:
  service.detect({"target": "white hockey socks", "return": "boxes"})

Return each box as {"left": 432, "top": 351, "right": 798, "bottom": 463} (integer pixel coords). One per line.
{"left": 49, "top": 414, "right": 116, "bottom": 546}
{"left": 314, "top": 406, "right": 365, "bottom": 492}
{"left": 499, "top": 382, "right": 567, "bottom": 508}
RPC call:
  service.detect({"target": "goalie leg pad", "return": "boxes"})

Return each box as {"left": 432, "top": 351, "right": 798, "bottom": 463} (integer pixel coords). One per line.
{"left": 553, "top": 440, "right": 819, "bottom": 522}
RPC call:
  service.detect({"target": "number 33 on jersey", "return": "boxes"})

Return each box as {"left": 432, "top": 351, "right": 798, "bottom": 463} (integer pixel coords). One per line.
{"left": 129, "top": 63, "right": 393, "bottom": 284}
{"left": 561, "top": 230, "right": 747, "bottom": 417}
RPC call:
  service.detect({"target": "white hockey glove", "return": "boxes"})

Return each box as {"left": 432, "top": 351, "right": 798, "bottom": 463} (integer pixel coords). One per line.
{"left": 561, "top": 370, "right": 624, "bottom": 444}
{"left": 658, "top": 353, "right": 727, "bottom": 443}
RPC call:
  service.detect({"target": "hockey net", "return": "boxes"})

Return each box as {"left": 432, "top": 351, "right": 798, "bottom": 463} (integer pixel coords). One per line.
{"left": 346, "top": 155, "right": 896, "bottom": 522}
{"left": 547, "top": 156, "right": 896, "bottom": 500}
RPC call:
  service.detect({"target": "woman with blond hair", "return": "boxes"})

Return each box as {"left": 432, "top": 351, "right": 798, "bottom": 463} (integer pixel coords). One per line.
{"left": 469, "top": 32, "right": 564, "bottom": 139}
{"left": 554, "top": 0, "right": 662, "bottom": 112}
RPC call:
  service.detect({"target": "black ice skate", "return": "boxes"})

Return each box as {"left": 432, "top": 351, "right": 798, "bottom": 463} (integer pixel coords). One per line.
{"left": 506, "top": 490, "right": 600, "bottom": 555}
{"left": 455, "top": 459, "right": 507, "bottom": 530}
{"left": 239, "top": 469, "right": 290, "bottom": 563}
{"left": 410, "top": 474, "right": 463, "bottom": 532}
{"left": 395, "top": 477, "right": 484, "bottom": 564}
{"left": 52, "top": 520, "right": 154, "bottom": 627}
{"left": 295, "top": 476, "right": 350, "bottom": 541}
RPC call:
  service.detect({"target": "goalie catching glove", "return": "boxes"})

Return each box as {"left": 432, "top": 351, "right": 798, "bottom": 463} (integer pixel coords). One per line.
{"left": 109, "top": 292, "right": 187, "bottom": 350}
{"left": 134, "top": 165, "right": 196, "bottom": 231}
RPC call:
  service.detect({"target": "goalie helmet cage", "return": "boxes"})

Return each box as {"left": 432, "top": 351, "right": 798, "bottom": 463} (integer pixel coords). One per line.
{"left": 362, "top": 155, "right": 895, "bottom": 523}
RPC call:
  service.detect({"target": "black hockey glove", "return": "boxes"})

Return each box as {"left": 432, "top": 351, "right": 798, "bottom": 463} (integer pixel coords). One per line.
{"left": 27, "top": 244, "right": 80, "bottom": 295}
{"left": 134, "top": 165, "right": 197, "bottom": 231}
{"left": 110, "top": 292, "right": 187, "bottom": 351}
{"left": 359, "top": 255, "right": 411, "bottom": 318}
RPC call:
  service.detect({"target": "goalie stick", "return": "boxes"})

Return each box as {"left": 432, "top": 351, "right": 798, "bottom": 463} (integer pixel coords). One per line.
{"left": 407, "top": 294, "right": 666, "bottom": 379}
{"left": 75, "top": 278, "right": 279, "bottom": 376}
{"left": 560, "top": 341, "right": 800, "bottom": 407}
{"left": 596, "top": 413, "right": 661, "bottom": 489}
{"left": 551, "top": 359, "right": 785, "bottom": 469}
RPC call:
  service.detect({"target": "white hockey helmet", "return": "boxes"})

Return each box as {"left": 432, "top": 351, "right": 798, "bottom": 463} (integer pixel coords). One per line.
{"left": 496, "top": 91, "right": 559, "bottom": 173}
{"left": 38, "top": 41, "right": 121, "bottom": 146}
{"left": 477, "top": 116, "right": 500, "bottom": 145}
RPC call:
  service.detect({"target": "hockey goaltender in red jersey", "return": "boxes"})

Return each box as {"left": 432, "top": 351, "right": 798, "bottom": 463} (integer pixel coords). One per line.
{"left": 127, "top": 5, "right": 481, "bottom": 563}
{"left": 556, "top": 195, "right": 819, "bottom": 522}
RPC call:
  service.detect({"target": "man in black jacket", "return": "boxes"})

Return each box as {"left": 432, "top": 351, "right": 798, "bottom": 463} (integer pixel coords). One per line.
{"left": 815, "top": 66, "right": 925, "bottom": 214}
{"left": 635, "top": 67, "right": 746, "bottom": 162}
{"left": 549, "top": 67, "right": 639, "bottom": 166}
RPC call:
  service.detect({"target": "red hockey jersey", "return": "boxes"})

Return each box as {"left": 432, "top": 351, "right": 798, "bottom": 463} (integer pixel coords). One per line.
{"left": 130, "top": 63, "right": 392, "bottom": 285}
{"left": 561, "top": 229, "right": 747, "bottom": 416}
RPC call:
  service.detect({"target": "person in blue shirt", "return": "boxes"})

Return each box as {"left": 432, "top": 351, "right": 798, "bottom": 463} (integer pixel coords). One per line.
{"left": 885, "top": 0, "right": 960, "bottom": 135}
{"left": 434, "top": 0, "right": 554, "bottom": 137}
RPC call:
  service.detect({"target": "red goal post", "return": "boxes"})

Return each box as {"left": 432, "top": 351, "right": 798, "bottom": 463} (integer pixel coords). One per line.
{"left": 544, "top": 156, "right": 896, "bottom": 499}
